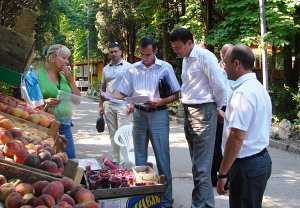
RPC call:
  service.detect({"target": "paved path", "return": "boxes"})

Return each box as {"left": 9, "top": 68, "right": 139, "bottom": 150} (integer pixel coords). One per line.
{"left": 73, "top": 99, "right": 300, "bottom": 208}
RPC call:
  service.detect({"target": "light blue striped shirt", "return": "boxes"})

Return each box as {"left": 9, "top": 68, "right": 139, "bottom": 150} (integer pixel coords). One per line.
{"left": 116, "top": 58, "right": 180, "bottom": 99}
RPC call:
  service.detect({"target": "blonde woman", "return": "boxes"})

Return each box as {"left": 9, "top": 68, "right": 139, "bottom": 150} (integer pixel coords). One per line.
{"left": 38, "top": 44, "right": 80, "bottom": 159}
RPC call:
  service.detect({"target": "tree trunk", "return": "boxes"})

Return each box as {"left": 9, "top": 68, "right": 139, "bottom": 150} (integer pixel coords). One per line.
{"left": 162, "top": 0, "right": 169, "bottom": 60}
{"left": 269, "top": 44, "right": 276, "bottom": 83}
{"left": 259, "top": 0, "right": 269, "bottom": 89}
{"left": 204, "top": 0, "right": 214, "bottom": 52}
{"left": 283, "top": 45, "right": 295, "bottom": 88}
{"left": 293, "top": 6, "right": 300, "bottom": 87}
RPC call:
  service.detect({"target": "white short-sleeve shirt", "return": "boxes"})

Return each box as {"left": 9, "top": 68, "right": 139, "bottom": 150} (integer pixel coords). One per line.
{"left": 222, "top": 73, "right": 272, "bottom": 158}
{"left": 102, "top": 59, "right": 132, "bottom": 96}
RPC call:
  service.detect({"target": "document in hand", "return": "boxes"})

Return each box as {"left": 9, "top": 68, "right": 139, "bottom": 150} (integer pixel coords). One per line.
{"left": 100, "top": 91, "right": 127, "bottom": 104}
{"left": 125, "top": 95, "right": 152, "bottom": 104}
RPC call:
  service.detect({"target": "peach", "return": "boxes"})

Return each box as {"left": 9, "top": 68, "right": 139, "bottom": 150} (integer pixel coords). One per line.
{"left": 0, "top": 182, "right": 15, "bottom": 201}
{"left": 33, "top": 181, "right": 49, "bottom": 196}
{"left": 38, "top": 194, "right": 55, "bottom": 208}
{"left": 0, "top": 130, "right": 13, "bottom": 144}
{"left": 55, "top": 201, "right": 73, "bottom": 208}
{"left": 59, "top": 193, "right": 75, "bottom": 206}
{"left": 23, "top": 154, "right": 41, "bottom": 168}
{"left": 16, "top": 183, "right": 35, "bottom": 196}
{"left": 73, "top": 188, "right": 95, "bottom": 204}
{"left": 40, "top": 160, "right": 59, "bottom": 173}
{"left": 28, "top": 114, "right": 41, "bottom": 124}
{"left": 22, "top": 193, "right": 34, "bottom": 204}
{"left": 0, "top": 175, "right": 6, "bottom": 186}
{"left": 8, "top": 128, "right": 23, "bottom": 139}
{"left": 39, "top": 115, "right": 51, "bottom": 127}
{"left": 3, "top": 140, "right": 25, "bottom": 157}
{"left": 75, "top": 201, "right": 100, "bottom": 208}
{"left": 52, "top": 155, "right": 64, "bottom": 168}
{"left": 0, "top": 102, "right": 8, "bottom": 112}
{"left": 14, "top": 149, "right": 29, "bottom": 164}
{"left": 20, "top": 205, "right": 34, "bottom": 208}
{"left": 27, "top": 196, "right": 44, "bottom": 206}
{"left": 60, "top": 177, "right": 75, "bottom": 193}
{"left": 35, "top": 205, "right": 48, "bottom": 208}
{"left": 0, "top": 118, "right": 15, "bottom": 130}
{"left": 38, "top": 150, "right": 52, "bottom": 162}
{"left": 42, "top": 181, "right": 64, "bottom": 202}
{"left": 12, "top": 107, "right": 24, "bottom": 118}
{"left": 5, "top": 191, "right": 23, "bottom": 208}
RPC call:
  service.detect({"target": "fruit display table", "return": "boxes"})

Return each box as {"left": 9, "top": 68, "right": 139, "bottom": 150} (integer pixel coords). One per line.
{"left": 82, "top": 158, "right": 167, "bottom": 200}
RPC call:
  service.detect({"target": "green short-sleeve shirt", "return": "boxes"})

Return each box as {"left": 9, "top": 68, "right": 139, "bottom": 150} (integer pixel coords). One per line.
{"left": 37, "top": 67, "right": 72, "bottom": 121}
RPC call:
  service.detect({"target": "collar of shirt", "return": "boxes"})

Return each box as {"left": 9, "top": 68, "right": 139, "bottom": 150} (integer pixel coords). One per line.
{"left": 232, "top": 72, "right": 257, "bottom": 90}
{"left": 136, "top": 57, "right": 163, "bottom": 70}
{"left": 109, "top": 59, "right": 123, "bottom": 66}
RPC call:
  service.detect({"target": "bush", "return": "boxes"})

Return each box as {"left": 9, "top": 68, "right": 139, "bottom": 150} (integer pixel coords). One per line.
{"left": 269, "top": 84, "right": 297, "bottom": 121}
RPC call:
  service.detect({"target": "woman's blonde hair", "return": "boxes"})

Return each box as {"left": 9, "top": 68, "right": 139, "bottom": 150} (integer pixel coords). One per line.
{"left": 46, "top": 44, "right": 71, "bottom": 63}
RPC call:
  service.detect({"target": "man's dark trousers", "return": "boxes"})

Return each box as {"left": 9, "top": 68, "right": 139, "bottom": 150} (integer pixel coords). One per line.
{"left": 229, "top": 149, "right": 272, "bottom": 208}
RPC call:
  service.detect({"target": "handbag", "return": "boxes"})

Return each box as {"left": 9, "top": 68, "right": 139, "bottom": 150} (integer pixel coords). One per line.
{"left": 158, "top": 75, "right": 172, "bottom": 98}
{"left": 96, "top": 113, "right": 105, "bottom": 133}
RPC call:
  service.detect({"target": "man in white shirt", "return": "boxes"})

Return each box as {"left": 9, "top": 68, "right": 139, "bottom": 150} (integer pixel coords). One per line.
{"left": 212, "top": 43, "right": 234, "bottom": 186}
{"left": 114, "top": 37, "right": 181, "bottom": 208}
{"left": 99, "top": 42, "right": 132, "bottom": 163}
{"left": 217, "top": 44, "right": 272, "bottom": 208}
{"left": 170, "top": 28, "right": 227, "bottom": 208}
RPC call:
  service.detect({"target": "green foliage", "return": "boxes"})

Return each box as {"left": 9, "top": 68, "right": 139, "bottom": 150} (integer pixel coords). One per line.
{"left": 0, "top": 81, "right": 13, "bottom": 96}
{"left": 205, "top": 0, "right": 299, "bottom": 49}
{"left": 35, "top": 0, "right": 102, "bottom": 62}
{"left": 269, "top": 84, "right": 297, "bottom": 120}
{"left": 292, "top": 87, "right": 300, "bottom": 124}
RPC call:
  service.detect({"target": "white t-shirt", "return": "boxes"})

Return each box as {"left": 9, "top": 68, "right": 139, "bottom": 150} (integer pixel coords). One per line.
{"left": 222, "top": 73, "right": 272, "bottom": 158}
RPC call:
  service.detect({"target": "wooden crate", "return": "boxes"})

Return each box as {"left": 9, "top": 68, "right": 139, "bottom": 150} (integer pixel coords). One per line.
{"left": 0, "top": 159, "right": 84, "bottom": 185}
{"left": 84, "top": 173, "right": 166, "bottom": 200}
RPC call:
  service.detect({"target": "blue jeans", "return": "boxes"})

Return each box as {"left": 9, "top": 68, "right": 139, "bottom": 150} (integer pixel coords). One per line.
{"left": 184, "top": 103, "right": 217, "bottom": 208}
{"left": 133, "top": 109, "right": 172, "bottom": 208}
{"left": 59, "top": 123, "right": 76, "bottom": 159}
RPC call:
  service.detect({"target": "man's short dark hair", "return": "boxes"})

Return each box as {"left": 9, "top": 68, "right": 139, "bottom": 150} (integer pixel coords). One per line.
{"left": 140, "top": 37, "right": 157, "bottom": 50}
{"left": 109, "top": 42, "right": 121, "bottom": 50}
{"left": 170, "top": 28, "right": 194, "bottom": 44}
{"left": 230, "top": 44, "right": 255, "bottom": 70}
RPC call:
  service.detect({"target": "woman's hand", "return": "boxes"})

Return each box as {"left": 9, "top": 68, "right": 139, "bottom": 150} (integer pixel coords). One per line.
{"left": 61, "top": 66, "right": 74, "bottom": 83}
{"left": 44, "top": 98, "right": 60, "bottom": 106}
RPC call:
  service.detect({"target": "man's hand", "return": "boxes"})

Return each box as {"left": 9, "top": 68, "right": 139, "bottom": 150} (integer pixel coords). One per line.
{"left": 127, "top": 104, "right": 134, "bottom": 114}
{"left": 217, "top": 178, "right": 228, "bottom": 195}
{"left": 146, "top": 98, "right": 163, "bottom": 108}
{"left": 45, "top": 98, "right": 60, "bottom": 106}
{"left": 99, "top": 105, "right": 104, "bottom": 114}
{"left": 217, "top": 109, "right": 225, "bottom": 123}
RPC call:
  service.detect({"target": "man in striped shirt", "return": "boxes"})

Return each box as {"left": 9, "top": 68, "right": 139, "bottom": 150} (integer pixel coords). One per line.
{"left": 114, "top": 37, "right": 180, "bottom": 208}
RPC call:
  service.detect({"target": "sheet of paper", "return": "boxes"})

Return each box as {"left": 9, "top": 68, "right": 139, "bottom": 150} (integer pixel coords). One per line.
{"left": 125, "top": 95, "right": 152, "bottom": 104}
{"left": 100, "top": 91, "right": 127, "bottom": 104}
{"left": 73, "top": 158, "right": 101, "bottom": 170}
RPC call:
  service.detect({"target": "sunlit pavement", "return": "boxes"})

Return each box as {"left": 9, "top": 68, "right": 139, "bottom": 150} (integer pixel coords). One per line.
{"left": 73, "top": 98, "right": 300, "bottom": 208}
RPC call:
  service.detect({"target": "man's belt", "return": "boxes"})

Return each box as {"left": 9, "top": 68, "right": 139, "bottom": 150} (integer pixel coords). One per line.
{"left": 134, "top": 105, "right": 167, "bottom": 112}
{"left": 236, "top": 148, "right": 268, "bottom": 162}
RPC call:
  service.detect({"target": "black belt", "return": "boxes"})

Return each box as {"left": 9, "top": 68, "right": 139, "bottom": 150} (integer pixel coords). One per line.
{"left": 236, "top": 148, "right": 267, "bottom": 162}
{"left": 134, "top": 105, "right": 167, "bottom": 112}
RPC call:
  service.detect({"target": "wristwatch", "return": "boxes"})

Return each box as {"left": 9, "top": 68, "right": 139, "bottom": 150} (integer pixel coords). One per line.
{"left": 217, "top": 172, "right": 228, "bottom": 179}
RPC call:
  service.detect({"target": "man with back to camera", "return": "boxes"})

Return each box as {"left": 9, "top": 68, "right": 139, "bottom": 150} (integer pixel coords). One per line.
{"left": 170, "top": 27, "right": 227, "bottom": 208}
{"left": 99, "top": 42, "right": 132, "bottom": 163}
{"left": 217, "top": 44, "right": 272, "bottom": 208}
{"left": 113, "top": 37, "right": 181, "bottom": 208}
